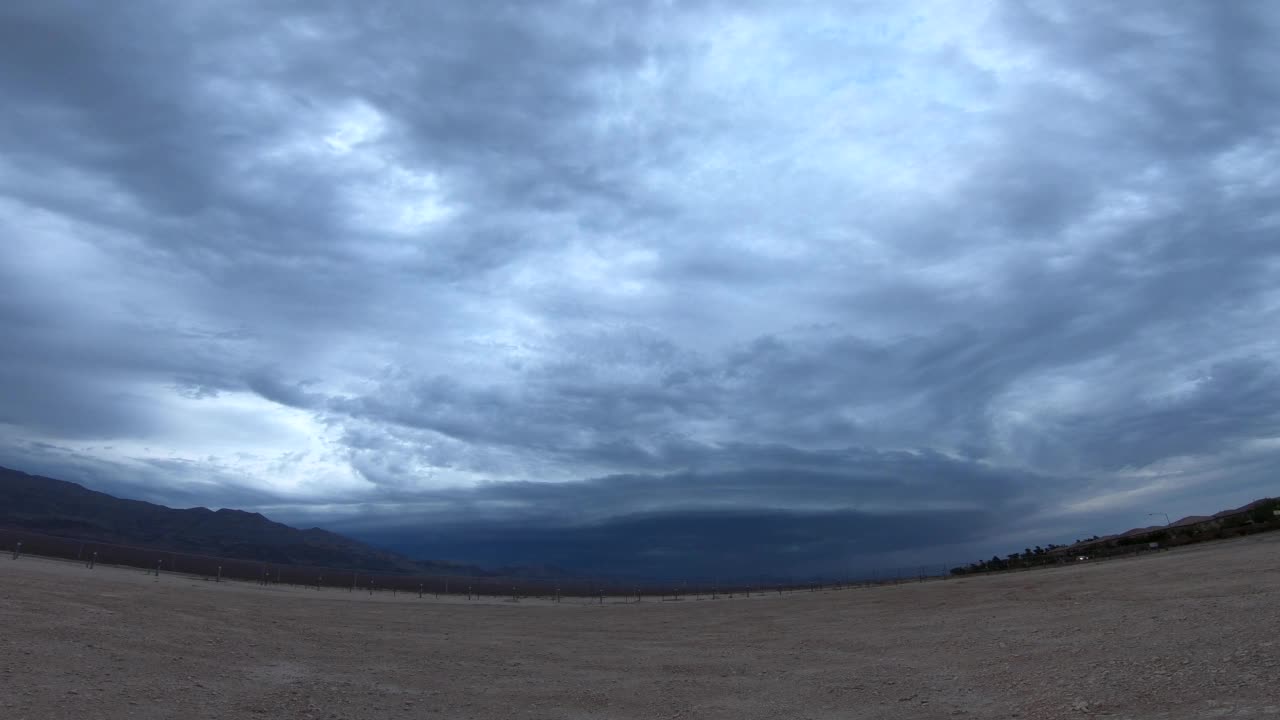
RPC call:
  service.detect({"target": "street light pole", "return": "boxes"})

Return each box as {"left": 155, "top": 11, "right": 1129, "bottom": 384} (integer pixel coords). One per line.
{"left": 1147, "top": 513, "right": 1173, "bottom": 551}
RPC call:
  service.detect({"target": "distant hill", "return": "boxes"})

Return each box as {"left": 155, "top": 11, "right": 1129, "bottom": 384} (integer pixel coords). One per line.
{"left": 953, "top": 495, "right": 1279, "bottom": 576}
{"left": 0, "top": 465, "right": 483, "bottom": 575}
{"left": 1074, "top": 499, "right": 1278, "bottom": 549}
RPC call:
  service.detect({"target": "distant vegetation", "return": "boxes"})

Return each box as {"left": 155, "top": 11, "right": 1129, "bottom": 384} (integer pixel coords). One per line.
{"left": 950, "top": 498, "right": 1280, "bottom": 576}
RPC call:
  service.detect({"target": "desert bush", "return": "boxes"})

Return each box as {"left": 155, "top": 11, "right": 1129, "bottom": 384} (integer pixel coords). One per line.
{"left": 1250, "top": 499, "right": 1280, "bottom": 525}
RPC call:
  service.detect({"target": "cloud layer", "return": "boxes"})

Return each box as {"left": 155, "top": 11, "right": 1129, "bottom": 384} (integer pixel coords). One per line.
{"left": 3, "top": 1, "right": 1279, "bottom": 576}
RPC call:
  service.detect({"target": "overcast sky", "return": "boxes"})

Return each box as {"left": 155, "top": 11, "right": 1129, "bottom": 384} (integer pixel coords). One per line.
{"left": 2, "top": 1, "right": 1278, "bottom": 578}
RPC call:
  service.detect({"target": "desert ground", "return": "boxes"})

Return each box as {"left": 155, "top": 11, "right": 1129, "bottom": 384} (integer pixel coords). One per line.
{"left": 2, "top": 535, "right": 1278, "bottom": 720}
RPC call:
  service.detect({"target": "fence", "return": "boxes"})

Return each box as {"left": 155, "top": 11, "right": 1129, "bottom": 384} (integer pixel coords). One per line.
{"left": 0, "top": 526, "right": 960, "bottom": 601}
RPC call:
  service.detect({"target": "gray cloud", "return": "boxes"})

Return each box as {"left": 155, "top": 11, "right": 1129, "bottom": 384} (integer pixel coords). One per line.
{"left": 2, "top": 0, "right": 1279, "bottom": 574}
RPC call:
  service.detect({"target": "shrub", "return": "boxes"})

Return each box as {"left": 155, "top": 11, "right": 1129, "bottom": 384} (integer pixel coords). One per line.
{"left": 1250, "top": 499, "right": 1280, "bottom": 524}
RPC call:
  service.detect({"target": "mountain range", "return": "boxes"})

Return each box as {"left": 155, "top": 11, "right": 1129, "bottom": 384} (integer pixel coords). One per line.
{"left": 0, "top": 465, "right": 485, "bottom": 575}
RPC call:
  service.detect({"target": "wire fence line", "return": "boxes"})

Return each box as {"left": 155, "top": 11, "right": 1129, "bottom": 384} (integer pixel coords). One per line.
{"left": 1, "top": 527, "right": 965, "bottom": 602}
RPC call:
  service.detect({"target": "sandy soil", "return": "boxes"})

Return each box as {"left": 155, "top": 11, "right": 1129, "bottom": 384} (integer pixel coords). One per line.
{"left": 2, "top": 534, "right": 1278, "bottom": 719}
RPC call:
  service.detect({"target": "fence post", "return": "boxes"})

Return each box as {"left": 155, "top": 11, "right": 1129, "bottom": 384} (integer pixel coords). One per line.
{"left": 419, "top": 584, "right": 423, "bottom": 599}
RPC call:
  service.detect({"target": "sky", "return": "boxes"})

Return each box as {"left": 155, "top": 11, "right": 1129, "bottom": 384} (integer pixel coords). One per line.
{"left": 2, "top": 0, "right": 1279, "bottom": 579}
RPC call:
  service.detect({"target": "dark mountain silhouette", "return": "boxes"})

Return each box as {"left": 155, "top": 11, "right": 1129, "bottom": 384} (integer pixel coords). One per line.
{"left": 0, "top": 465, "right": 484, "bottom": 575}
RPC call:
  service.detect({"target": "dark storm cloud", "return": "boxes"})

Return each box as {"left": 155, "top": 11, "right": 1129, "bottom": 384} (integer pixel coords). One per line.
{"left": 1038, "top": 357, "right": 1280, "bottom": 472}
{"left": 338, "top": 447, "right": 1041, "bottom": 517}
{"left": 351, "top": 508, "right": 997, "bottom": 581}
{"left": 3, "top": 438, "right": 292, "bottom": 511}
{"left": 309, "top": 448, "right": 1042, "bottom": 579}
{"left": 2, "top": 0, "right": 1280, "bottom": 575}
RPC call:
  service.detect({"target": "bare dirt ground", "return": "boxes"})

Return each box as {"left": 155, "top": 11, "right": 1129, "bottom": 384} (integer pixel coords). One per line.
{"left": 2, "top": 535, "right": 1278, "bottom": 720}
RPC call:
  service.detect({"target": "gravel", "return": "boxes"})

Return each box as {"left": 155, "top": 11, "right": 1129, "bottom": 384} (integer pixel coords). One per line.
{"left": 2, "top": 533, "right": 1278, "bottom": 719}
